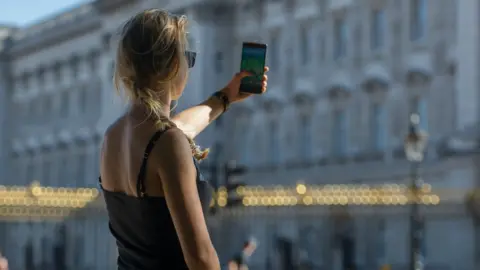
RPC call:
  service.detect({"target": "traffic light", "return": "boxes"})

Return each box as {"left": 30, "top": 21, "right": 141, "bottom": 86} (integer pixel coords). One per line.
{"left": 224, "top": 161, "right": 247, "bottom": 207}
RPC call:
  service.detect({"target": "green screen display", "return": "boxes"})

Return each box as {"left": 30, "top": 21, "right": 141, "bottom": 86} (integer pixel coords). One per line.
{"left": 240, "top": 46, "right": 266, "bottom": 90}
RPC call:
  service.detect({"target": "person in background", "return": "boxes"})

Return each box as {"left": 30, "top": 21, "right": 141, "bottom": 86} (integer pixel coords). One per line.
{"left": 228, "top": 239, "right": 258, "bottom": 270}
{"left": 0, "top": 252, "right": 8, "bottom": 270}
{"left": 100, "top": 8, "right": 268, "bottom": 270}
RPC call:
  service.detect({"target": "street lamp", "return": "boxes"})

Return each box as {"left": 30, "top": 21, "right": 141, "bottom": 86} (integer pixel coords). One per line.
{"left": 404, "top": 113, "right": 428, "bottom": 270}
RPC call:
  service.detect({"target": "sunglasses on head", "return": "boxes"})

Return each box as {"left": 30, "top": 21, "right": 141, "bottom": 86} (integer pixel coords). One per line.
{"left": 185, "top": 51, "right": 196, "bottom": 68}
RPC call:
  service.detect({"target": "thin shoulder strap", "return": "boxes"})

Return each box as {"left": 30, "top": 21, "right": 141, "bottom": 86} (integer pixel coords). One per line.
{"left": 136, "top": 128, "right": 170, "bottom": 198}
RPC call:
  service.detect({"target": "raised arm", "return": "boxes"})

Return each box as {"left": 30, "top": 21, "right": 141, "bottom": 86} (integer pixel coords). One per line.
{"left": 172, "top": 68, "right": 268, "bottom": 138}
{"left": 156, "top": 128, "right": 220, "bottom": 270}
{"left": 171, "top": 95, "right": 224, "bottom": 138}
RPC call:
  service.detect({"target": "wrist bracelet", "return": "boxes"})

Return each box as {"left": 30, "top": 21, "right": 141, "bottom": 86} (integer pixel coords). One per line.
{"left": 212, "top": 91, "right": 230, "bottom": 113}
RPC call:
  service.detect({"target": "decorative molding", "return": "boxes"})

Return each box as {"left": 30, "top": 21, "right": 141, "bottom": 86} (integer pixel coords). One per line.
{"left": 261, "top": 91, "right": 286, "bottom": 112}
{"left": 26, "top": 137, "right": 40, "bottom": 151}
{"left": 292, "top": 88, "right": 316, "bottom": 105}
{"left": 405, "top": 51, "right": 433, "bottom": 85}
{"left": 40, "top": 134, "right": 56, "bottom": 149}
{"left": 74, "top": 127, "right": 93, "bottom": 143}
{"left": 361, "top": 62, "right": 391, "bottom": 91}
{"left": 326, "top": 70, "right": 354, "bottom": 98}
{"left": 58, "top": 130, "right": 74, "bottom": 145}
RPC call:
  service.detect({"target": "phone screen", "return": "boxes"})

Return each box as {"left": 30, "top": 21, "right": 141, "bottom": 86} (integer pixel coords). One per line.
{"left": 240, "top": 43, "right": 267, "bottom": 94}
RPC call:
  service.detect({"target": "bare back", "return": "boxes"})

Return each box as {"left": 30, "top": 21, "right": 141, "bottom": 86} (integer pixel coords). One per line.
{"left": 100, "top": 113, "right": 166, "bottom": 197}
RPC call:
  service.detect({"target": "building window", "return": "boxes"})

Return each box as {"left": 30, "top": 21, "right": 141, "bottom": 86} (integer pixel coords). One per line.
{"left": 376, "top": 219, "right": 386, "bottom": 263}
{"left": 371, "top": 9, "right": 385, "bottom": 50}
{"left": 319, "top": 35, "right": 326, "bottom": 62}
{"left": 410, "top": 0, "right": 427, "bottom": 41}
{"left": 89, "top": 51, "right": 100, "bottom": 73}
{"left": 214, "top": 51, "right": 223, "bottom": 73}
{"left": 54, "top": 63, "right": 62, "bottom": 82}
{"left": 370, "top": 103, "right": 386, "bottom": 150}
{"left": 71, "top": 57, "right": 80, "bottom": 80}
{"left": 75, "top": 150, "right": 87, "bottom": 187}
{"left": 269, "top": 121, "right": 280, "bottom": 164}
{"left": 24, "top": 240, "right": 35, "bottom": 270}
{"left": 43, "top": 94, "right": 53, "bottom": 121}
{"left": 269, "top": 32, "right": 280, "bottom": 70}
{"left": 41, "top": 236, "right": 51, "bottom": 268}
{"left": 79, "top": 86, "right": 88, "bottom": 113}
{"left": 25, "top": 157, "right": 35, "bottom": 184}
{"left": 59, "top": 151, "right": 70, "bottom": 187}
{"left": 235, "top": 118, "right": 250, "bottom": 164}
{"left": 299, "top": 25, "right": 310, "bottom": 65}
{"left": 42, "top": 158, "right": 52, "bottom": 186}
{"left": 299, "top": 115, "right": 312, "bottom": 160}
{"left": 110, "top": 61, "right": 115, "bottom": 80}
{"left": 60, "top": 90, "right": 69, "bottom": 117}
{"left": 334, "top": 18, "right": 347, "bottom": 59}
{"left": 333, "top": 110, "right": 348, "bottom": 155}
{"left": 32, "top": 95, "right": 43, "bottom": 123}
{"left": 411, "top": 96, "right": 428, "bottom": 130}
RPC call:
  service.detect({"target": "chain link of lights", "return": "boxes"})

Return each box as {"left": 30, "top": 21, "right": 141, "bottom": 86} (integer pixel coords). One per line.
{"left": 213, "top": 183, "right": 441, "bottom": 208}
{"left": 0, "top": 181, "right": 99, "bottom": 220}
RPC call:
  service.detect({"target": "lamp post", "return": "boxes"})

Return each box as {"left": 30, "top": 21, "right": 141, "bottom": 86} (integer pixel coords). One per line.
{"left": 404, "top": 113, "right": 428, "bottom": 270}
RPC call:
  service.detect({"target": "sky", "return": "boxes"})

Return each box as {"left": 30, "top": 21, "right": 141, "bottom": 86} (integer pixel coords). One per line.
{"left": 1, "top": 0, "right": 89, "bottom": 26}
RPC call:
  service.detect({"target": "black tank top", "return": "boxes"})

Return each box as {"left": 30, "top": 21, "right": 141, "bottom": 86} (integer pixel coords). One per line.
{"left": 99, "top": 128, "right": 213, "bottom": 270}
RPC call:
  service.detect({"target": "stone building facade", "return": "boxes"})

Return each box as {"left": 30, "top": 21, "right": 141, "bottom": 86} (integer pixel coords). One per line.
{"left": 0, "top": 0, "right": 479, "bottom": 269}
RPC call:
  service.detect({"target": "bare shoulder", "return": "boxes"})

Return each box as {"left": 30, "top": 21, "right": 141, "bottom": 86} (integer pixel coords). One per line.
{"left": 154, "top": 127, "right": 192, "bottom": 163}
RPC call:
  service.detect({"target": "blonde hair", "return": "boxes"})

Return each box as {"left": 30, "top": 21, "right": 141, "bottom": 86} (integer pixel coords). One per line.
{"left": 113, "top": 9, "right": 209, "bottom": 161}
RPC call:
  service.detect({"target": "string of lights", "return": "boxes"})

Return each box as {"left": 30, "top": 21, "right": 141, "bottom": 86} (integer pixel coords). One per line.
{"left": 0, "top": 181, "right": 99, "bottom": 220}
{"left": 212, "top": 183, "right": 441, "bottom": 208}
{"left": 1, "top": 181, "right": 476, "bottom": 221}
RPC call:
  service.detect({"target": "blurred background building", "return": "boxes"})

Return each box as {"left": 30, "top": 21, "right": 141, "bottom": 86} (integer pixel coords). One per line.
{"left": 0, "top": 0, "right": 479, "bottom": 269}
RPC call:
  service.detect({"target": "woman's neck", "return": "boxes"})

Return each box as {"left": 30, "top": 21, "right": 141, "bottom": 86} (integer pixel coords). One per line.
{"left": 129, "top": 102, "right": 171, "bottom": 119}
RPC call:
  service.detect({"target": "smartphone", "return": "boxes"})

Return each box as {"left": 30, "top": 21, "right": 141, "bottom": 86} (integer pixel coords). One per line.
{"left": 239, "top": 42, "right": 267, "bottom": 94}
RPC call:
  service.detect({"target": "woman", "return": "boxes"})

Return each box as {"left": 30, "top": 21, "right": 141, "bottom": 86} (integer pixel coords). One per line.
{"left": 0, "top": 252, "right": 8, "bottom": 270}
{"left": 227, "top": 239, "right": 257, "bottom": 270}
{"left": 99, "top": 9, "right": 268, "bottom": 270}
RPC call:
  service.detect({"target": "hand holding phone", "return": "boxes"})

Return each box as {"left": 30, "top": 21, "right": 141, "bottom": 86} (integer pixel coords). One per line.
{"left": 239, "top": 42, "right": 267, "bottom": 94}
